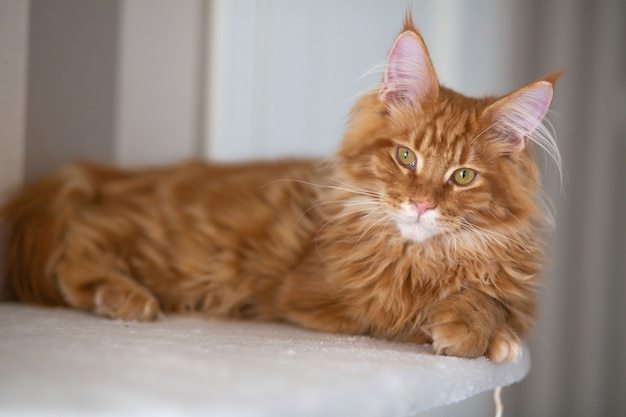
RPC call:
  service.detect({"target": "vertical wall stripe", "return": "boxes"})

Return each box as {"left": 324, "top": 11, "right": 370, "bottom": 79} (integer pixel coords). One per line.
{"left": 25, "top": 0, "right": 120, "bottom": 181}
{"left": 0, "top": 0, "right": 29, "bottom": 201}
{"left": 0, "top": 0, "right": 30, "bottom": 301}
{"left": 114, "top": 0, "right": 204, "bottom": 167}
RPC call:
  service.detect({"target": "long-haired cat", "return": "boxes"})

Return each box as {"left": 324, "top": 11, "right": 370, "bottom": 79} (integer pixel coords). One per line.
{"left": 1, "top": 15, "right": 561, "bottom": 363}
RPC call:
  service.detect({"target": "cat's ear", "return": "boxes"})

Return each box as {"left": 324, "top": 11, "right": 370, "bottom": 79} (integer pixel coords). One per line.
{"left": 482, "top": 73, "right": 563, "bottom": 152}
{"left": 379, "top": 20, "right": 439, "bottom": 109}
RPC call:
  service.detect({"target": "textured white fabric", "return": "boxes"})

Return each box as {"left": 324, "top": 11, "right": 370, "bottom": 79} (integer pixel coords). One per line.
{"left": 0, "top": 303, "right": 529, "bottom": 416}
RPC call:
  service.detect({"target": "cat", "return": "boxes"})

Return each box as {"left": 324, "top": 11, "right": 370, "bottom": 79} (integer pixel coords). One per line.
{"left": 1, "top": 15, "right": 561, "bottom": 363}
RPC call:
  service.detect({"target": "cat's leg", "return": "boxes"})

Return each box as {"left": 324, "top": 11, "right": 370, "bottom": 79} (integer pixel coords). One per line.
{"left": 278, "top": 277, "right": 365, "bottom": 335}
{"left": 54, "top": 253, "right": 161, "bottom": 321}
{"left": 424, "top": 288, "right": 520, "bottom": 363}
{"left": 279, "top": 292, "right": 365, "bottom": 335}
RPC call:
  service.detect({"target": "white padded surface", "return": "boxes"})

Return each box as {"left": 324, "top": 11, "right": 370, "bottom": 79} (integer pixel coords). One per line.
{"left": 0, "top": 303, "right": 529, "bottom": 416}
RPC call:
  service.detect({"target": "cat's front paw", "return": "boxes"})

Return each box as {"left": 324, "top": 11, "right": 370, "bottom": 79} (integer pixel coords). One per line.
{"left": 487, "top": 327, "right": 522, "bottom": 363}
{"left": 428, "top": 314, "right": 521, "bottom": 363}
{"left": 94, "top": 282, "right": 161, "bottom": 321}
{"left": 426, "top": 296, "right": 521, "bottom": 363}
{"left": 428, "top": 309, "right": 491, "bottom": 359}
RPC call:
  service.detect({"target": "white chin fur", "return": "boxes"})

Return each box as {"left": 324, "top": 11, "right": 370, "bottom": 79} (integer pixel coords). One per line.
{"left": 394, "top": 209, "right": 441, "bottom": 243}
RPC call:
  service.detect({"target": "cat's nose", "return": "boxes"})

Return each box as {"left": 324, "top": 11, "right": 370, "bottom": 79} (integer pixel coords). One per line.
{"left": 411, "top": 200, "right": 436, "bottom": 221}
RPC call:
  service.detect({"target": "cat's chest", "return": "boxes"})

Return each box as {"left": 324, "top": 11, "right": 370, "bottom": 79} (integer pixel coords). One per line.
{"left": 390, "top": 248, "right": 464, "bottom": 292}
{"left": 333, "top": 239, "right": 463, "bottom": 293}
{"left": 331, "top": 246, "right": 465, "bottom": 334}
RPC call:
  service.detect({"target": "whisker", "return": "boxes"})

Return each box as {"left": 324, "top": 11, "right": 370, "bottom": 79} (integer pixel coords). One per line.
{"left": 354, "top": 215, "right": 394, "bottom": 247}
{"left": 316, "top": 206, "right": 385, "bottom": 239}
{"left": 327, "top": 206, "right": 385, "bottom": 226}
{"left": 264, "top": 178, "right": 385, "bottom": 200}
{"left": 456, "top": 217, "right": 533, "bottom": 255}
{"left": 303, "top": 199, "right": 380, "bottom": 214}
{"left": 329, "top": 177, "right": 386, "bottom": 198}
{"left": 469, "top": 121, "right": 500, "bottom": 148}
{"left": 357, "top": 61, "right": 387, "bottom": 80}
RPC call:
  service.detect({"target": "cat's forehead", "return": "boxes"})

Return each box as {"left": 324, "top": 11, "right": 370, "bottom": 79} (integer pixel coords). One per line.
{"left": 402, "top": 99, "right": 485, "bottom": 163}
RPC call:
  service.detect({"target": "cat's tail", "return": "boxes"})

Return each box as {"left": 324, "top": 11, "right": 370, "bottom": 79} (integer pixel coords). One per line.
{"left": 0, "top": 164, "right": 115, "bottom": 306}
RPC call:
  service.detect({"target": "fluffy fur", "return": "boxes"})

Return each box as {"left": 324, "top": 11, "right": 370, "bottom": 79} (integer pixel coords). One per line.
{"left": 1, "top": 16, "right": 561, "bottom": 363}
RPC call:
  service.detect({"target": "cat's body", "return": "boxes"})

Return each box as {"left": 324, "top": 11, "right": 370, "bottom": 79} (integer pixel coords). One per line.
{"left": 1, "top": 17, "right": 560, "bottom": 363}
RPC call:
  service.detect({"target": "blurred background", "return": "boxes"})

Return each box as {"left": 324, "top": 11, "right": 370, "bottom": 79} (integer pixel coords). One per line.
{"left": 1, "top": 0, "right": 624, "bottom": 416}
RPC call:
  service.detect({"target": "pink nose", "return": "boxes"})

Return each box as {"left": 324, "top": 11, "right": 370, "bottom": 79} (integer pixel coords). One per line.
{"left": 411, "top": 200, "right": 435, "bottom": 220}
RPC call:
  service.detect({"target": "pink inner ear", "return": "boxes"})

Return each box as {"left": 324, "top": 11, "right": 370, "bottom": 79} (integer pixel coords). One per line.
{"left": 488, "top": 81, "right": 553, "bottom": 151}
{"left": 380, "top": 31, "right": 438, "bottom": 107}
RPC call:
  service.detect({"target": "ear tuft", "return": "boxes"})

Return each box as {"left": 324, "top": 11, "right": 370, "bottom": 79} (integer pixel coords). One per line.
{"left": 402, "top": 9, "right": 418, "bottom": 33}
{"left": 379, "top": 24, "right": 438, "bottom": 109}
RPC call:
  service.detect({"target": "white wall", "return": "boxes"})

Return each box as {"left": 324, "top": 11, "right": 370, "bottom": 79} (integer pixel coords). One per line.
{"left": 205, "top": 0, "right": 517, "bottom": 162}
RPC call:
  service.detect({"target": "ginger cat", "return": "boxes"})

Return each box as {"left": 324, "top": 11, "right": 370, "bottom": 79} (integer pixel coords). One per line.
{"left": 1, "top": 16, "right": 561, "bottom": 363}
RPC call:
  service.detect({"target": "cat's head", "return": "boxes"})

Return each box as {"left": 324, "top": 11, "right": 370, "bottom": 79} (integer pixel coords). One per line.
{"left": 332, "top": 16, "right": 561, "bottom": 244}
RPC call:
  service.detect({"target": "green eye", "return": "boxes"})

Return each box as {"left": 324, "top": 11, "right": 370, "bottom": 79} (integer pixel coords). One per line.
{"left": 451, "top": 168, "right": 478, "bottom": 186}
{"left": 396, "top": 146, "right": 417, "bottom": 168}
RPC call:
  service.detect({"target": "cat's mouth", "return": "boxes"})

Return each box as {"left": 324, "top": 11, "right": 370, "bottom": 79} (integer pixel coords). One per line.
{"left": 394, "top": 208, "right": 442, "bottom": 243}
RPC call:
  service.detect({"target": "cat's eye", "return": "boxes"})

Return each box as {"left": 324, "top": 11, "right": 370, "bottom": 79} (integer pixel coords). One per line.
{"left": 396, "top": 146, "right": 417, "bottom": 168}
{"left": 451, "top": 168, "right": 478, "bottom": 186}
